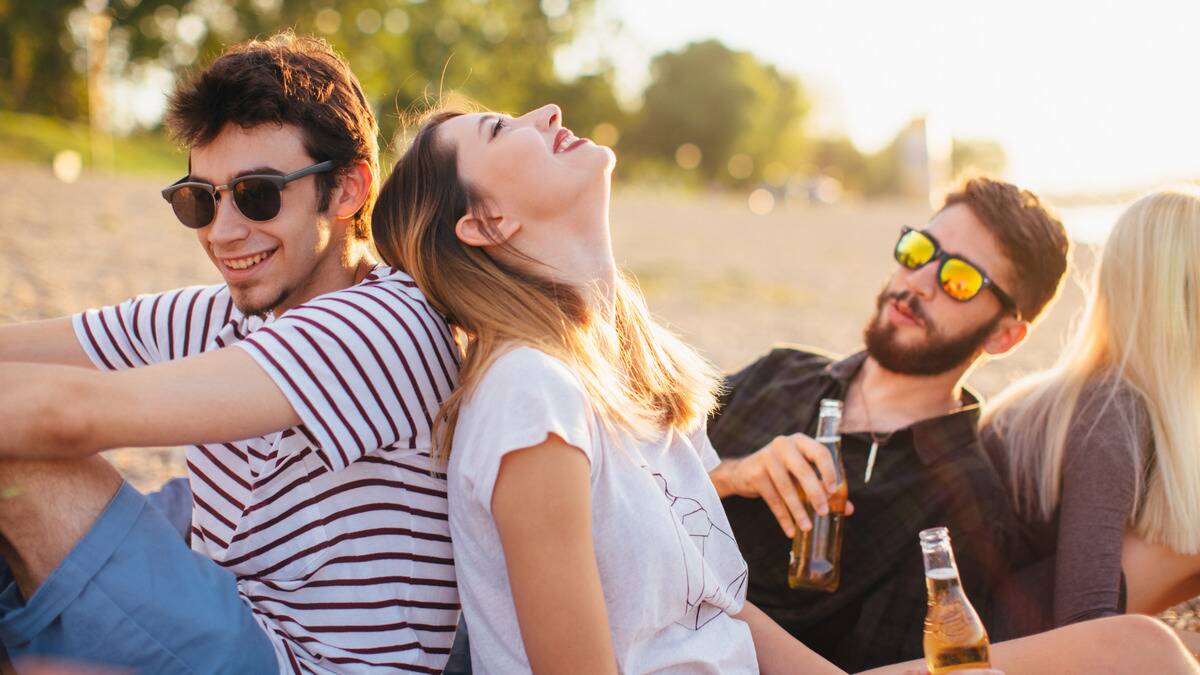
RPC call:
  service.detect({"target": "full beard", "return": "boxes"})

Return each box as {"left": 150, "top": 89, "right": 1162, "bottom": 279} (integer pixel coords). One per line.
{"left": 863, "top": 288, "right": 1003, "bottom": 376}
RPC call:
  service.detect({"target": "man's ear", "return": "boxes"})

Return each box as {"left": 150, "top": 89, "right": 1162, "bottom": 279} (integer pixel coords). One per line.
{"left": 331, "top": 160, "right": 372, "bottom": 221}
{"left": 455, "top": 212, "right": 520, "bottom": 247}
{"left": 983, "top": 317, "right": 1028, "bottom": 357}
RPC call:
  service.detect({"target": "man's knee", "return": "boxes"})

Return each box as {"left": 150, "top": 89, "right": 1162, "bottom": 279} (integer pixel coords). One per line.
{"left": 0, "top": 456, "right": 123, "bottom": 597}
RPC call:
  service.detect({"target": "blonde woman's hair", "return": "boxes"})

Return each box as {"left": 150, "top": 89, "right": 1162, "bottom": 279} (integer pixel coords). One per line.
{"left": 371, "top": 110, "right": 719, "bottom": 460}
{"left": 982, "top": 187, "right": 1200, "bottom": 553}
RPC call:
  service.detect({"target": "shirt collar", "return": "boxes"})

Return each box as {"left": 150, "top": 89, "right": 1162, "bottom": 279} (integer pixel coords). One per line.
{"left": 823, "top": 351, "right": 983, "bottom": 465}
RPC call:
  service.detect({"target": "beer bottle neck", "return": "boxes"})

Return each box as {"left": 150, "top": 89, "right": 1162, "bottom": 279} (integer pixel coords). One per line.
{"left": 919, "top": 527, "right": 960, "bottom": 577}
{"left": 922, "top": 545, "right": 960, "bottom": 575}
{"left": 815, "top": 411, "right": 844, "bottom": 484}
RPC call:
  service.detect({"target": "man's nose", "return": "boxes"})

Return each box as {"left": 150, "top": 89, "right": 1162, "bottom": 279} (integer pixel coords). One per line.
{"left": 903, "top": 261, "right": 940, "bottom": 301}
{"left": 203, "top": 192, "right": 250, "bottom": 246}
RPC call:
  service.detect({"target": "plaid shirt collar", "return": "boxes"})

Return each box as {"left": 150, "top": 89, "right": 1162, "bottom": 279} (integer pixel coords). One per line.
{"left": 825, "top": 351, "right": 982, "bottom": 466}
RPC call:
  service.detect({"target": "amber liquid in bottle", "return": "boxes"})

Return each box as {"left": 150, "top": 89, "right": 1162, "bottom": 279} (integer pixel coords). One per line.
{"left": 921, "top": 527, "right": 991, "bottom": 674}
{"left": 787, "top": 399, "right": 846, "bottom": 592}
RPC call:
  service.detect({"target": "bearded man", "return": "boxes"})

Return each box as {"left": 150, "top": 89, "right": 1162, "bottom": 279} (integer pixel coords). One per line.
{"left": 706, "top": 177, "right": 1070, "bottom": 672}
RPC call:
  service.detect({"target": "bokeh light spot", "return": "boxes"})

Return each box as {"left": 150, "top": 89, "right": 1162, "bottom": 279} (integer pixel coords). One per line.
{"left": 53, "top": 150, "right": 83, "bottom": 184}
{"left": 728, "top": 153, "right": 753, "bottom": 180}
{"left": 314, "top": 8, "right": 341, "bottom": 34}
{"left": 384, "top": 9, "right": 410, "bottom": 34}
{"left": 748, "top": 188, "right": 775, "bottom": 215}
{"left": 675, "top": 143, "right": 701, "bottom": 170}
{"left": 592, "top": 122, "right": 619, "bottom": 147}
{"left": 356, "top": 8, "right": 382, "bottom": 34}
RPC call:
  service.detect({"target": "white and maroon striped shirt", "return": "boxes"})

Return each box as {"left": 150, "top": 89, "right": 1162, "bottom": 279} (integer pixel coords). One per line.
{"left": 73, "top": 266, "right": 460, "bottom": 674}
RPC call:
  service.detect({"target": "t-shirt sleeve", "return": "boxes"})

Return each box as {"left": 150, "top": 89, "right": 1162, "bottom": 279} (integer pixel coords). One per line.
{"left": 689, "top": 423, "right": 721, "bottom": 471}
{"left": 234, "top": 282, "right": 457, "bottom": 471}
{"left": 73, "top": 285, "right": 224, "bottom": 369}
{"left": 1052, "top": 382, "right": 1147, "bottom": 626}
{"left": 451, "top": 347, "right": 595, "bottom": 514}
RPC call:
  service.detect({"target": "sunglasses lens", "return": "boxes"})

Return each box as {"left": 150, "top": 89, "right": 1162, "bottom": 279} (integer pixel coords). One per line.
{"left": 233, "top": 178, "right": 282, "bottom": 222}
{"left": 896, "top": 230, "right": 935, "bottom": 269}
{"left": 940, "top": 258, "right": 984, "bottom": 301}
{"left": 169, "top": 186, "right": 215, "bottom": 229}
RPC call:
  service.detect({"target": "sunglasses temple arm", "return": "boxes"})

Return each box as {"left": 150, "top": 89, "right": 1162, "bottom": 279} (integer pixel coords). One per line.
{"left": 283, "top": 160, "right": 337, "bottom": 183}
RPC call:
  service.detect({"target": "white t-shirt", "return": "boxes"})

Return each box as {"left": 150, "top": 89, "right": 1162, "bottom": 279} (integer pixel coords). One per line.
{"left": 448, "top": 347, "right": 758, "bottom": 674}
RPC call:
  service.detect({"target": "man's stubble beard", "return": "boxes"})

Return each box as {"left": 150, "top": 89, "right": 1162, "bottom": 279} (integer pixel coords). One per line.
{"left": 230, "top": 281, "right": 293, "bottom": 318}
{"left": 863, "top": 288, "right": 1003, "bottom": 376}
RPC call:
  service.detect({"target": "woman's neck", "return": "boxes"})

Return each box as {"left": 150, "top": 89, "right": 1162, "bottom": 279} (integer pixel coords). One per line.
{"left": 519, "top": 190, "right": 618, "bottom": 307}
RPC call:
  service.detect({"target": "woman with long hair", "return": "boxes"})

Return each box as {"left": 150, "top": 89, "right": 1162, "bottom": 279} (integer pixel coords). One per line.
{"left": 371, "top": 104, "right": 1193, "bottom": 673}
{"left": 982, "top": 187, "right": 1200, "bottom": 637}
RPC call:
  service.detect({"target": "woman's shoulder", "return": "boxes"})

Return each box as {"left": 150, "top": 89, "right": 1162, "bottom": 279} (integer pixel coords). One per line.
{"left": 479, "top": 345, "right": 583, "bottom": 392}
{"left": 1073, "top": 376, "right": 1150, "bottom": 435}
{"left": 1065, "top": 375, "right": 1151, "bottom": 473}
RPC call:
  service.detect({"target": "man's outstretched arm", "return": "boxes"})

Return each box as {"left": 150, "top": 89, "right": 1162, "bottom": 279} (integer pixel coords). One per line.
{"left": 0, "top": 347, "right": 298, "bottom": 457}
{"left": 0, "top": 318, "right": 94, "bottom": 368}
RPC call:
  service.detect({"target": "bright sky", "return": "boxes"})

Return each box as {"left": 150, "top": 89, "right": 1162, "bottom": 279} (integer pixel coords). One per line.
{"left": 564, "top": 0, "right": 1200, "bottom": 195}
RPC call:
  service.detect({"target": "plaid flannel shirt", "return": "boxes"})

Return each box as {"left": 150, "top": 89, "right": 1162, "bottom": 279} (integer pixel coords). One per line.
{"left": 710, "top": 346, "right": 1020, "bottom": 672}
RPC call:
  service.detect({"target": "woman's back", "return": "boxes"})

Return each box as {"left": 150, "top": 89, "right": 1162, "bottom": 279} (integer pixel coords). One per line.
{"left": 983, "top": 377, "right": 1150, "bottom": 636}
{"left": 448, "top": 347, "right": 756, "bottom": 673}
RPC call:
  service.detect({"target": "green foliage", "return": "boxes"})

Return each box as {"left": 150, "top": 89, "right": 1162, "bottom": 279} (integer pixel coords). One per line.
{"left": 625, "top": 40, "right": 808, "bottom": 187}
{"left": 0, "top": 110, "right": 181, "bottom": 175}
{"left": 0, "top": 3, "right": 1007, "bottom": 197}
{"left": 0, "top": 1, "right": 87, "bottom": 118}
{"left": 1, "top": 0, "right": 596, "bottom": 134}
{"left": 951, "top": 138, "right": 1007, "bottom": 178}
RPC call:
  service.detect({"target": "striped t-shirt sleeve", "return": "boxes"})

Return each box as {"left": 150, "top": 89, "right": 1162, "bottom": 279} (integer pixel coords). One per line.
{"left": 73, "top": 285, "right": 228, "bottom": 369}
{"left": 235, "top": 282, "right": 453, "bottom": 472}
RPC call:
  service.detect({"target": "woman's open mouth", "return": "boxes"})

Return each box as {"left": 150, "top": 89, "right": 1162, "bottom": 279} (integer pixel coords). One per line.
{"left": 554, "top": 128, "right": 589, "bottom": 153}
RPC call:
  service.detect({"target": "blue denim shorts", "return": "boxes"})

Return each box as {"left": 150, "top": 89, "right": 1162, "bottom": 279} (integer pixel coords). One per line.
{"left": 0, "top": 479, "right": 279, "bottom": 673}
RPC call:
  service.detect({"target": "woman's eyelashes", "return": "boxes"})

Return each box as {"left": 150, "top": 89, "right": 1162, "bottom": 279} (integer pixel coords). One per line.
{"left": 490, "top": 118, "right": 505, "bottom": 139}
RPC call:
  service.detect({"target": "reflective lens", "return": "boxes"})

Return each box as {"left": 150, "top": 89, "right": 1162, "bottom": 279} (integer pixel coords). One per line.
{"left": 895, "top": 229, "right": 936, "bottom": 269}
{"left": 940, "top": 257, "right": 985, "bottom": 301}
{"left": 232, "top": 177, "right": 283, "bottom": 221}
{"left": 169, "top": 186, "right": 216, "bottom": 229}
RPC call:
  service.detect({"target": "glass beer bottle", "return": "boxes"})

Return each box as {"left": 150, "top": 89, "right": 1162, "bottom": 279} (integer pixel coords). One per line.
{"left": 787, "top": 398, "right": 847, "bottom": 592}
{"left": 920, "top": 527, "right": 991, "bottom": 674}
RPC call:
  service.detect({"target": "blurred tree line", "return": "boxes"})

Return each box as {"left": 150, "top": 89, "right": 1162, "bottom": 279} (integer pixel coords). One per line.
{"left": 0, "top": 0, "right": 1004, "bottom": 196}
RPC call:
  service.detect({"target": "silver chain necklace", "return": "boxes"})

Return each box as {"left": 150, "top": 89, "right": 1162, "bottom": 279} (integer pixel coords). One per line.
{"left": 855, "top": 382, "right": 893, "bottom": 484}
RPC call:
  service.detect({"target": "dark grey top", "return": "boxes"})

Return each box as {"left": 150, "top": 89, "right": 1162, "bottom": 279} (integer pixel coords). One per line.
{"left": 982, "top": 377, "right": 1151, "bottom": 638}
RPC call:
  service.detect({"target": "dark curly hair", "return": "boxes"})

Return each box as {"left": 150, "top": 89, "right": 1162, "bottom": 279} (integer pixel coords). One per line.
{"left": 166, "top": 32, "right": 379, "bottom": 239}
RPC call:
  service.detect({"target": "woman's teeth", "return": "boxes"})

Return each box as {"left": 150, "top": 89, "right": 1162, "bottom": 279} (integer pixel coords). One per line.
{"left": 557, "top": 134, "right": 579, "bottom": 152}
{"left": 226, "top": 250, "right": 273, "bottom": 270}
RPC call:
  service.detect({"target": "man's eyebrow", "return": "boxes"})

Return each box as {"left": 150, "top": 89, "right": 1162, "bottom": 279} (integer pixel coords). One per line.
{"left": 184, "top": 166, "right": 283, "bottom": 184}
{"left": 234, "top": 166, "right": 284, "bottom": 179}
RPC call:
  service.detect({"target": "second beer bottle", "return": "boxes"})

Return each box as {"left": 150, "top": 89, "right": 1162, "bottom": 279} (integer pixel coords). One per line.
{"left": 787, "top": 398, "right": 847, "bottom": 592}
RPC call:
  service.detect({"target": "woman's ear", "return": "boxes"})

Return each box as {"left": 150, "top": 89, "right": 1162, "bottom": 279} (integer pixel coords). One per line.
{"left": 455, "top": 213, "right": 520, "bottom": 247}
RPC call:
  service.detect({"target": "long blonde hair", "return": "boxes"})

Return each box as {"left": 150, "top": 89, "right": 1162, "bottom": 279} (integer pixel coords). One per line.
{"left": 982, "top": 187, "right": 1200, "bottom": 553}
{"left": 371, "top": 110, "right": 719, "bottom": 460}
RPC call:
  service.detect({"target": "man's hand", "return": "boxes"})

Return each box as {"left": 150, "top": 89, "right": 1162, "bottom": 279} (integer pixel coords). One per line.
{"left": 710, "top": 433, "right": 853, "bottom": 538}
